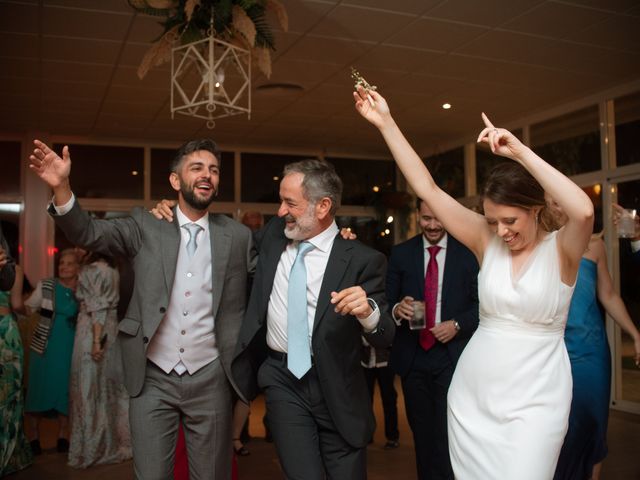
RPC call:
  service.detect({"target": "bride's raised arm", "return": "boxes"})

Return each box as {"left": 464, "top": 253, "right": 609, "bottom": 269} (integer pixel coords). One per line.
{"left": 353, "top": 86, "right": 491, "bottom": 260}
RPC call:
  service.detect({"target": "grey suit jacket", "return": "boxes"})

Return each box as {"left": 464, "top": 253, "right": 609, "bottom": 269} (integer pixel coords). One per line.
{"left": 52, "top": 201, "right": 254, "bottom": 398}
{"left": 232, "top": 216, "right": 395, "bottom": 447}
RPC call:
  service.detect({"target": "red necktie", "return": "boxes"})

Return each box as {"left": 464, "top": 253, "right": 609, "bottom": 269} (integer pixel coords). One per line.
{"left": 420, "top": 245, "right": 441, "bottom": 350}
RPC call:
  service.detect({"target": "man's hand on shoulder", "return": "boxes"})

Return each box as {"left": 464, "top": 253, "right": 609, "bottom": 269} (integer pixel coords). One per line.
{"left": 339, "top": 227, "right": 356, "bottom": 240}
{"left": 150, "top": 199, "right": 177, "bottom": 222}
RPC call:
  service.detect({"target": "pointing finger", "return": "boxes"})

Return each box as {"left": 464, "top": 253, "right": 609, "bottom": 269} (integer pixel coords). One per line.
{"left": 481, "top": 112, "right": 494, "bottom": 129}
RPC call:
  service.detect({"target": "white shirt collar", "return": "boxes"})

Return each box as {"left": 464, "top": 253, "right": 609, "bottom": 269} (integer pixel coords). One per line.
{"left": 304, "top": 221, "right": 339, "bottom": 253}
{"left": 176, "top": 205, "right": 209, "bottom": 232}
{"left": 422, "top": 232, "right": 448, "bottom": 250}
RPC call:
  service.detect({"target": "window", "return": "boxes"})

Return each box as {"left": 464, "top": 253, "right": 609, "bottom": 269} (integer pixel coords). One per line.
{"left": 615, "top": 91, "right": 640, "bottom": 167}
{"left": 423, "top": 148, "right": 465, "bottom": 199}
{"left": 0, "top": 141, "right": 21, "bottom": 197}
{"left": 241, "top": 153, "right": 308, "bottom": 203}
{"left": 336, "top": 215, "right": 393, "bottom": 256}
{"left": 582, "top": 184, "right": 603, "bottom": 234}
{"left": 326, "top": 157, "right": 396, "bottom": 206}
{"left": 616, "top": 178, "right": 640, "bottom": 403}
{"left": 53, "top": 144, "right": 144, "bottom": 199}
{"left": 530, "top": 107, "right": 600, "bottom": 176}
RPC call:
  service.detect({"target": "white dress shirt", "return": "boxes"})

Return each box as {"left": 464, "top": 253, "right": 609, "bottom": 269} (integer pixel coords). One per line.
{"left": 266, "top": 221, "right": 380, "bottom": 353}
{"left": 393, "top": 233, "right": 448, "bottom": 325}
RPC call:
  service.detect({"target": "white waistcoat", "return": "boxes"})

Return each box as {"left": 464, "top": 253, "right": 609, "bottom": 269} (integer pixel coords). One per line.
{"left": 146, "top": 227, "right": 219, "bottom": 374}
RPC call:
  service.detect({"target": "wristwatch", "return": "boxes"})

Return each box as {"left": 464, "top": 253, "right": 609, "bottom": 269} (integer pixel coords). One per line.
{"left": 453, "top": 320, "right": 460, "bottom": 331}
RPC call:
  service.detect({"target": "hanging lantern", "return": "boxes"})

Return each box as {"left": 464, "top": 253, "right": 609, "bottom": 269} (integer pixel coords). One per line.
{"left": 171, "top": 29, "right": 251, "bottom": 129}
{"left": 129, "top": 0, "right": 289, "bottom": 129}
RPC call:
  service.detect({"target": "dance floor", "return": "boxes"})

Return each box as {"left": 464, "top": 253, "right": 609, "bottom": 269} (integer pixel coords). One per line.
{"left": 12, "top": 378, "right": 640, "bottom": 479}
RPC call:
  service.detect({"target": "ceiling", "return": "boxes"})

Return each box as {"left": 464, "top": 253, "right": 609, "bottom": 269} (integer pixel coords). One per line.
{"left": 1, "top": 0, "right": 640, "bottom": 158}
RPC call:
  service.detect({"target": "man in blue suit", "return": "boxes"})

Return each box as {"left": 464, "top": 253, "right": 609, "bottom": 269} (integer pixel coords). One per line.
{"left": 387, "top": 199, "right": 479, "bottom": 480}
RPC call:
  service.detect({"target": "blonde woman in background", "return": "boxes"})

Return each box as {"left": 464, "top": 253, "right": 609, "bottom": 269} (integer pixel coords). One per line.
{"left": 18, "top": 249, "right": 80, "bottom": 455}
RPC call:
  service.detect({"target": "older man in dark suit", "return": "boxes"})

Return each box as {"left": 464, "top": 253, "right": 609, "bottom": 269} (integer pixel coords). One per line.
{"left": 232, "top": 159, "right": 395, "bottom": 480}
{"left": 29, "top": 138, "right": 253, "bottom": 479}
{"left": 387, "top": 199, "right": 479, "bottom": 480}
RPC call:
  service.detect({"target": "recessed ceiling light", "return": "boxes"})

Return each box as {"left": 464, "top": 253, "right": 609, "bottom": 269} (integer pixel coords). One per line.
{"left": 131, "top": 170, "right": 139, "bottom": 176}
{"left": 442, "top": 103, "right": 451, "bottom": 110}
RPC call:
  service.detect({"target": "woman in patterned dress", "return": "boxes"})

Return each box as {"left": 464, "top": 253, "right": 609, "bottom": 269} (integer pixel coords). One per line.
{"left": 67, "top": 251, "right": 131, "bottom": 468}
{"left": 0, "top": 263, "right": 33, "bottom": 475}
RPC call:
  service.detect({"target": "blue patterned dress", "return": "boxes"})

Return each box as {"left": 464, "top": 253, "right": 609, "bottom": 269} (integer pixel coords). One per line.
{"left": 554, "top": 258, "right": 611, "bottom": 480}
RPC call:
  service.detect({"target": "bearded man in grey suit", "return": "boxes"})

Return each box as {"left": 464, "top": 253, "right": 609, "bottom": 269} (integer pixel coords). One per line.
{"left": 29, "top": 138, "right": 253, "bottom": 479}
{"left": 232, "top": 159, "right": 395, "bottom": 480}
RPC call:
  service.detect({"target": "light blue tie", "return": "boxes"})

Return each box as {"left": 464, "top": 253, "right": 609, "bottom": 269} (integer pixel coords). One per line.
{"left": 287, "top": 241, "right": 315, "bottom": 379}
{"left": 183, "top": 223, "right": 203, "bottom": 258}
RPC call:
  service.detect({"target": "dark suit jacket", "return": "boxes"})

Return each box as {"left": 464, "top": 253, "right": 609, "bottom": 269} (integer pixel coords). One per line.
{"left": 386, "top": 233, "right": 479, "bottom": 377}
{"left": 232, "top": 216, "right": 395, "bottom": 447}
{"left": 52, "top": 201, "right": 254, "bottom": 398}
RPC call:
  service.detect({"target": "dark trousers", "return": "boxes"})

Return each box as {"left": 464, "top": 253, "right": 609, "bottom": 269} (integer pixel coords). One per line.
{"left": 401, "top": 343, "right": 454, "bottom": 480}
{"left": 362, "top": 365, "right": 399, "bottom": 442}
{"left": 258, "top": 352, "right": 367, "bottom": 480}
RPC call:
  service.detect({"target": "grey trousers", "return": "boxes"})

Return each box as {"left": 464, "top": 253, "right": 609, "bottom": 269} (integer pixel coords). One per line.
{"left": 129, "top": 359, "right": 233, "bottom": 480}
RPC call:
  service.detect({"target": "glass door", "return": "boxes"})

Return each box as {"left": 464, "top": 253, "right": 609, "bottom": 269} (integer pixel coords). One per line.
{"left": 612, "top": 178, "right": 640, "bottom": 410}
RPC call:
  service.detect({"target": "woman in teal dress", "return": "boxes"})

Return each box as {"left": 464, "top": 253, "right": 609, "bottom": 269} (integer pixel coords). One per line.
{"left": 553, "top": 230, "right": 640, "bottom": 480}
{"left": 0, "top": 276, "right": 34, "bottom": 475}
{"left": 20, "top": 249, "right": 80, "bottom": 454}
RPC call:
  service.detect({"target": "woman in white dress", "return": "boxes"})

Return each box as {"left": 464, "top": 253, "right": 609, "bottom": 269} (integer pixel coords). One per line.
{"left": 354, "top": 86, "right": 594, "bottom": 479}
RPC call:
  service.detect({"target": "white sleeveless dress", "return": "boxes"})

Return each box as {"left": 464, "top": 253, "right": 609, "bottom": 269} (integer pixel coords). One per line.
{"left": 447, "top": 231, "right": 574, "bottom": 480}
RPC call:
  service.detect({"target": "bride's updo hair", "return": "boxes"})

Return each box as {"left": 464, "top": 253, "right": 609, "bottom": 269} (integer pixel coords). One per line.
{"left": 483, "top": 162, "right": 555, "bottom": 232}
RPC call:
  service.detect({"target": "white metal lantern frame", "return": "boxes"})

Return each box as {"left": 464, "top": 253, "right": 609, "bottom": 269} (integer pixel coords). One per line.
{"left": 171, "top": 33, "right": 251, "bottom": 129}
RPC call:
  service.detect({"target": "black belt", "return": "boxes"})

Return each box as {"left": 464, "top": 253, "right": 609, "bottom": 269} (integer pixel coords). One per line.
{"left": 267, "top": 349, "right": 314, "bottom": 366}
{"left": 268, "top": 349, "right": 287, "bottom": 362}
